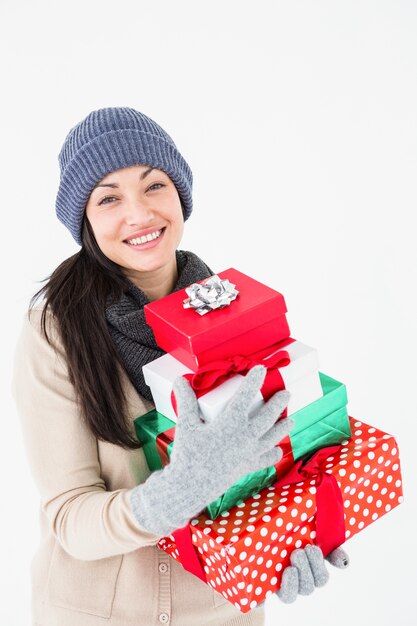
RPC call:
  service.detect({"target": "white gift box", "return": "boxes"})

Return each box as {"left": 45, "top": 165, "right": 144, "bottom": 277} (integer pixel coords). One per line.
{"left": 143, "top": 340, "right": 323, "bottom": 423}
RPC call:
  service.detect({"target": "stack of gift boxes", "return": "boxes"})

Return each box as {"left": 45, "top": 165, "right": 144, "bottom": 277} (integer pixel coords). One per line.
{"left": 134, "top": 268, "right": 403, "bottom": 613}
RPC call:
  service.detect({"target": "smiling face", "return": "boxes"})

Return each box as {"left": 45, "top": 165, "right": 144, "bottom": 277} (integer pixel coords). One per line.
{"left": 85, "top": 165, "right": 185, "bottom": 296}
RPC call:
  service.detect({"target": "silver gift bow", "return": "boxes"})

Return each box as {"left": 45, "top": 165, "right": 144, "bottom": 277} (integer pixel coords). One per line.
{"left": 183, "top": 275, "right": 239, "bottom": 316}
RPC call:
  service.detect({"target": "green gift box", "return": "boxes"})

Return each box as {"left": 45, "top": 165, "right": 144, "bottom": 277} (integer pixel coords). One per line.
{"left": 134, "top": 372, "right": 352, "bottom": 519}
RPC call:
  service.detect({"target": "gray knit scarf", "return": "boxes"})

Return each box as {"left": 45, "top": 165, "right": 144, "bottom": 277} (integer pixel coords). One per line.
{"left": 105, "top": 249, "right": 214, "bottom": 402}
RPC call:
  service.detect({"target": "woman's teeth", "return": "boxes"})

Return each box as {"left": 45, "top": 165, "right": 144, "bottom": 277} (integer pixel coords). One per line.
{"left": 126, "top": 229, "right": 162, "bottom": 245}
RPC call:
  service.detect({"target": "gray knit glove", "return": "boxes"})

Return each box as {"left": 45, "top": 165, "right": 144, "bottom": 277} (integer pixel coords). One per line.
{"left": 130, "top": 365, "right": 293, "bottom": 537}
{"left": 276, "top": 545, "right": 350, "bottom": 603}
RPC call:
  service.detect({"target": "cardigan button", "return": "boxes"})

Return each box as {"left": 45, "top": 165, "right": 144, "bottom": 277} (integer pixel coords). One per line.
{"left": 159, "top": 613, "right": 170, "bottom": 624}
{"left": 158, "top": 562, "right": 169, "bottom": 573}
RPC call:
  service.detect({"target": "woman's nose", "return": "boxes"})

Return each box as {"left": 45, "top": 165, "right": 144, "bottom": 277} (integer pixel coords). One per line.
{"left": 124, "top": 198, "right": 155, "bottom": 223}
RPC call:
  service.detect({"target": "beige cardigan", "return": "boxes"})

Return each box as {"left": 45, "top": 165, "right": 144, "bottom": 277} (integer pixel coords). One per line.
{"left": 11, "top": 306, "right": 265, "bottom": 626}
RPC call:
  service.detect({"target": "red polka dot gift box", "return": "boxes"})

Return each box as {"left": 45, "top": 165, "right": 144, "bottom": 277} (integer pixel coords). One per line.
{"left": 157, "top": 417, "right": 403, "bottom": 614}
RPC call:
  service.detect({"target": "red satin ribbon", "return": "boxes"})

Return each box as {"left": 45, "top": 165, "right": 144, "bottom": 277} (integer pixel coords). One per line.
{"left": 156, "top": 427, "right": 176, "bottom": 467}
{"left": 171, "top": 337, "right": 295, "bottom": 415}
{"left": 172, "top": 443, "right": 345, "bottom": 582}
{"left": 172, "top": 525, "right": 207, "bottom": 582}
{"left": 274, "top": 436, "right": 295, "bottom": 479}
{"left": 273, "top": 444, "right": 346, "bottom": 556}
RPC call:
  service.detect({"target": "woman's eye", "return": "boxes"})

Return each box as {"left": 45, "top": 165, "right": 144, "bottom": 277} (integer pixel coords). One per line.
{"left": 98, "top": 183, "right": 164, "bottom": 205}
{"left": 98, "top": 195, "right": 116, "bottom": 205}
{"left": 147, "top": 183, "right": 165, "bottom": 192}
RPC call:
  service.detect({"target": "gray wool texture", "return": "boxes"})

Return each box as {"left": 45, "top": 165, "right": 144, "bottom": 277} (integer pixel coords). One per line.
{"left": 130, "top": 366, "right": 293, "bottom": 536}
{"left": 275, "top": 544, "right": 350, "bottom": 604}
{"left": 105, "top": 249, "right": 214, "bottom": 402}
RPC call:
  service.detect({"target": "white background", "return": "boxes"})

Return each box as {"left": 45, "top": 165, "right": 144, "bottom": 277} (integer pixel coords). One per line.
{"left": 1, "top": 1, "right": 416, "bottom": 624}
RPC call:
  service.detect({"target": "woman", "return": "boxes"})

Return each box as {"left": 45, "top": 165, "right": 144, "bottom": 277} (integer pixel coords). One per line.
{"left": 11, "top": 107, "right": 349, "bottom": 626}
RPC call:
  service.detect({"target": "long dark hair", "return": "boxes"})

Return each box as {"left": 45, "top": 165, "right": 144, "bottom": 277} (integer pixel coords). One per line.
{"left": 28, "top": 216, "right": 144, "bottom": 449}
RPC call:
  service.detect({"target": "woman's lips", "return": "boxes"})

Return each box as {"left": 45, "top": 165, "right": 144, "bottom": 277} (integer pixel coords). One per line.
{"left": 123, "top": 227, "right": 166, "bottom": 250}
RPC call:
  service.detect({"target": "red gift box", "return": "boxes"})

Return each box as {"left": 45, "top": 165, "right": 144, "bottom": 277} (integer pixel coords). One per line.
{"left": 157, "top": 417, "right": 403, "bottom": 613}
{"left": 144, "top": 268, "right": 290, "bottom": 370}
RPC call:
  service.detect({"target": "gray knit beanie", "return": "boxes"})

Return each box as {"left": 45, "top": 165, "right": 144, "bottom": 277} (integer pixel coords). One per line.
{"left": 55, "top": 107, "right": 193, "bottom": 246}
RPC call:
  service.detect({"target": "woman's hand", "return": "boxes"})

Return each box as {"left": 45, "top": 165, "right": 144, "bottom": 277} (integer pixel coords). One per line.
{"left": 276, "top": 544, "right": 350, "bottom": 603}
{"left": 130, "top": 365, "right": 293, "bottom": 537}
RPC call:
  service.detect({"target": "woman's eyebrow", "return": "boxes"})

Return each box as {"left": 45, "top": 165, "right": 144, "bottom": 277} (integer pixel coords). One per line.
{"left": 93, "top": 167, "right": 155, "bottom": 191}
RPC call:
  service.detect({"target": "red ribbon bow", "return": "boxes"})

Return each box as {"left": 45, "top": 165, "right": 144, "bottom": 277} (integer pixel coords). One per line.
{"left": 171, "top": 338, "right": 295, "bottom": 415}
{"left": 172, "top": 443, "right": 345, "bottom": 583}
